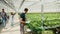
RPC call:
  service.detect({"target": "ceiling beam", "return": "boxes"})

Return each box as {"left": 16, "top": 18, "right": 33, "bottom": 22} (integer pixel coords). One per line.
{"left": 18, "top": 0, "right": 25, "bottom": 11}
{"left": 27, "top": 1, "right": 40, "bottom": 8}
{"left": 2, "top": 0, "right": 16, "bottom": 12}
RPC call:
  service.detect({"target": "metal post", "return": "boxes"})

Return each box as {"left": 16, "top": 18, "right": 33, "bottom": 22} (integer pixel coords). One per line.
{"left": 41, "top": 4, "right": 44, "bottom": 27}
{"left": 40, "top": 0, "right": 44, "bottom": 29}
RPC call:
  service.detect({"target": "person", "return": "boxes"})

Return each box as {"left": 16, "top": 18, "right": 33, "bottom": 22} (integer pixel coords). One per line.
{"left": 9, "top": 12, "right": 16, "bottom": 27}
{"left": 20, "top": 8, "right": 28, "bottom": 34}
{"left": 1, "top": 9, "right": 7, "bottom": 27}
{"left": 0, "top": 12, "right": 2, "bottom": 25}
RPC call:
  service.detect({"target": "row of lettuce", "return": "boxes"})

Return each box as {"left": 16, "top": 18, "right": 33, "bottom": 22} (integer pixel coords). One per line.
{"left": 25, "top": 13, "right": 60, "bottom": 34}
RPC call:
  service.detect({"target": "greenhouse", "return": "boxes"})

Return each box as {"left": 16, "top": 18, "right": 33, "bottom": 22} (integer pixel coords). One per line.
{"left": 0, "top": 0, "right": 60, "bottom": 34}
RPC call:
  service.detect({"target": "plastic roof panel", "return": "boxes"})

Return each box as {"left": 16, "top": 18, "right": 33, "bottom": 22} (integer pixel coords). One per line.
{"left": 0, "top": 0, "right": 60, "bottom": 12}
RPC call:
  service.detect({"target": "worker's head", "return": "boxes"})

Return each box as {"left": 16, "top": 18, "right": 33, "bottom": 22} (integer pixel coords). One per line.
{"left": 24, "top": 8, "right": 28, "bottom": 14}
{"left": 10, "top": 12, "right": 13, "bottom": 15}
{"left": 2, "top": 9, "right": 5, "bottom": 12}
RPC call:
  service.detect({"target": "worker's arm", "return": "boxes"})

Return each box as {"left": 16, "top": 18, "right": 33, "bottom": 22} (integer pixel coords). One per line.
{"left": 20, "top": 18, "right": 25, "bottom": 26}
{"left": 20, "top": 18, "right": 25, "bottom": 24}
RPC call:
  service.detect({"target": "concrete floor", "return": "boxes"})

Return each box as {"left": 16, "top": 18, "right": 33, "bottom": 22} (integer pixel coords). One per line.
{"left": 0, "top": 14, "right": 20, "bottom": 34}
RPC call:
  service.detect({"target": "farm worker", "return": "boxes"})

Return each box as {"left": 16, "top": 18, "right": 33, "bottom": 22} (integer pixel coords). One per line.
{"left": 9, "top": 12, "right": 16, "bottom": 27}
{"left": 1, "top": 9, "right": 7, "bottom": 27}
{"left": 0, "top": 12, "right": 2, "bottom": 25}
{"left": 20, "top": 8, "right": 28, "bottom": 34}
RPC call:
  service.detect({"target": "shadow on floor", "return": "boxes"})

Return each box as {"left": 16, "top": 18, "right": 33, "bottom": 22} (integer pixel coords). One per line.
{"left": 0, "top": 25, "right": 4, "bottom": 33}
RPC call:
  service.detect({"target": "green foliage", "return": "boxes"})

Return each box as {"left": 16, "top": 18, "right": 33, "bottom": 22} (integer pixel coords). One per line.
{"left": 25, "top": 13, "right": 60, "bottom": 34}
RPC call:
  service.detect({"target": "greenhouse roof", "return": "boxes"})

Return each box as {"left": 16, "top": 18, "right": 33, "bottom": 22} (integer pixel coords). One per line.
{"left": 0, "top": 0, "right": 60, "bottom": 13}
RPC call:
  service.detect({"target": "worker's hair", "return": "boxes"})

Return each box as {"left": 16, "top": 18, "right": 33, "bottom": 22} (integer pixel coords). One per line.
{"left": 2, "top": 9, "right": 4, "bottom": 10}
{"left": 24, "top": 8, "right": 28, "bottom": 11}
